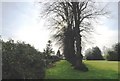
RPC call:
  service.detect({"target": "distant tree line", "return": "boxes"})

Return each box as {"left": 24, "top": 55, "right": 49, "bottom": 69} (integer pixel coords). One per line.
{"left": 84, "top": 43, "right": 120, "bottom": 61}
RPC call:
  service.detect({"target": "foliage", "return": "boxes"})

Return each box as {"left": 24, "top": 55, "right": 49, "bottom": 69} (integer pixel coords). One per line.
{"left": 56, "top": 50, "right": 60, "bottom": 58}
{"left": 105, "top": 43, "right": 120, "bottom": 61}
{"left": 84, "top": 48, "right": 93, "bottom": 60}
{"left": 56, "top": 50, "right": 63, "bottom": 59}
{"left": 46, "top": 60, "right": 119, "bottom": 79}
{"left": 2, "top": 39, "right": 45, "bottom": 79}
{"left": 43, "top": 40, "right": 55, "bottom": 59}
{"left": 106, "top": 51, "right": 118, "bottom": 61}
{"left": 85, "top": 46, "right": 104, "bottom": 60}
{"left": 43, "top": 40, "right": 60, "bottom": 67}
{"left": 49, "top": 55, "right": 61, "bottom": 63}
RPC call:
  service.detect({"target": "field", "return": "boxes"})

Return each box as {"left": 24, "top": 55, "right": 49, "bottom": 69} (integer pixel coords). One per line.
{"left": 45, "top": 60, "right": 119, "bottom": 79}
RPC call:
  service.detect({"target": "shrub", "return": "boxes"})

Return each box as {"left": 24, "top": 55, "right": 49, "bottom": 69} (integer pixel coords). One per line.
{"left": 85, "top": 46, "right": 104, "bottom": 60}
{"left": 105, "top": 43, "right": 120, "bottom": 61}
{"left": 50, "top": 55, "right": 61, "bottom": 63}
{"left": 2, "top": 40, "right": 45, "bottom": 79}
{"left": 106, "top": 51, "right": 118, "bottom": 61}
{"left": 84, "top": 48, "right": 94, "bottom": 60}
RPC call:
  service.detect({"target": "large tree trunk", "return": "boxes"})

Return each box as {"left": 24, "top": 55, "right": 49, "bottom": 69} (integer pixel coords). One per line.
{"left": 63, "top": 2, "right": 88, "bottom": 71}
{"left": 63, "top": 3, "right": 77, "bottom": 66}
{"left": 74, "top": 30, "right": 88, "bottom": 71}
{"left": 63, "top": 25, "right": 76, "bottom": 66}
{"left": 72, "top": 2, "right": 88, "bottom": 71}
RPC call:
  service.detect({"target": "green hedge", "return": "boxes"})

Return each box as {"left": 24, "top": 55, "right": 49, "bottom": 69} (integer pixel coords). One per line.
{"left": 2, "top": 40, "right": 45, "bottom": 79}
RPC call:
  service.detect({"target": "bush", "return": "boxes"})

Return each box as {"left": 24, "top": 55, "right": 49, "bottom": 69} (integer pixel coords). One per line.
{"left": 50, "top": 55, "right": 61, "bottom": 63}
{"left": 106, "top": 51, "right": 118, "bottom": 61}
{"left": 84, "top": 48, "right": 93, "bottom": 60}
{"left": 105, "top": 43, "right": 119, "bottom": 61}
{"left": 2, "top": 40, "right": 45, "bottom": 79}
{"left": 85, "top": 46, "right": 104, "bottom": 60}
{"left": 42, "top": 40, "right": 61, "bottom": 67}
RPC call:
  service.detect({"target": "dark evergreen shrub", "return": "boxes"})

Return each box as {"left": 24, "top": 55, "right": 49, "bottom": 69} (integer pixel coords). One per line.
{"left": 2, "top": 40, "right": 45, "bottom": 79}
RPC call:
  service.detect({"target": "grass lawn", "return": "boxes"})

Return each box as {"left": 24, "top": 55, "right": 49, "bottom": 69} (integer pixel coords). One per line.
{"left": 45, "top": 60, "right": 119, "bottom": 79}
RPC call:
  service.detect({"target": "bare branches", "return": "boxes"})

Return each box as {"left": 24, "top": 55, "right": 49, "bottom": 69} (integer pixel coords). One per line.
{"left": 81, "top": 1, "right": 88, "bottom": 11}
{"left": 42, "top": 0, "right": 109, "bottom": 50}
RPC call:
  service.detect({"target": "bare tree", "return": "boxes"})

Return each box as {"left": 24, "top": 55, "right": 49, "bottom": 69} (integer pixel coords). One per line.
{"left": 42, "top": 0, "right": 108, "bottom": 71}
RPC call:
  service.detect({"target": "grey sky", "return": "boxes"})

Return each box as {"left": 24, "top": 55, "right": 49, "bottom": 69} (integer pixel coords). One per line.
{"left": 118, "top": 2, "right": 120, "bottom": 42}
{"left": 1, "top": 1, "right": 119, "bottom": 53}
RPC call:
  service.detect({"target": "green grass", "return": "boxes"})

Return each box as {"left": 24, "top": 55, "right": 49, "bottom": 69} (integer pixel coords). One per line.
{"left": 45, "top": 60, "right": 119, "bottom": 79}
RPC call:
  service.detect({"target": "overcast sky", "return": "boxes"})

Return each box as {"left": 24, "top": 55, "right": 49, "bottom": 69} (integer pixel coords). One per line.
{"left": 0, "top": 0, "right": 119, "bottom": 53}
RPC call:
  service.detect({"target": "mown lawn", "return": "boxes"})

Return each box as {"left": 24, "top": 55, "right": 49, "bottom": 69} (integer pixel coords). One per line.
{"left": 45, "top": 60, "right": 119, "bottom": 79}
